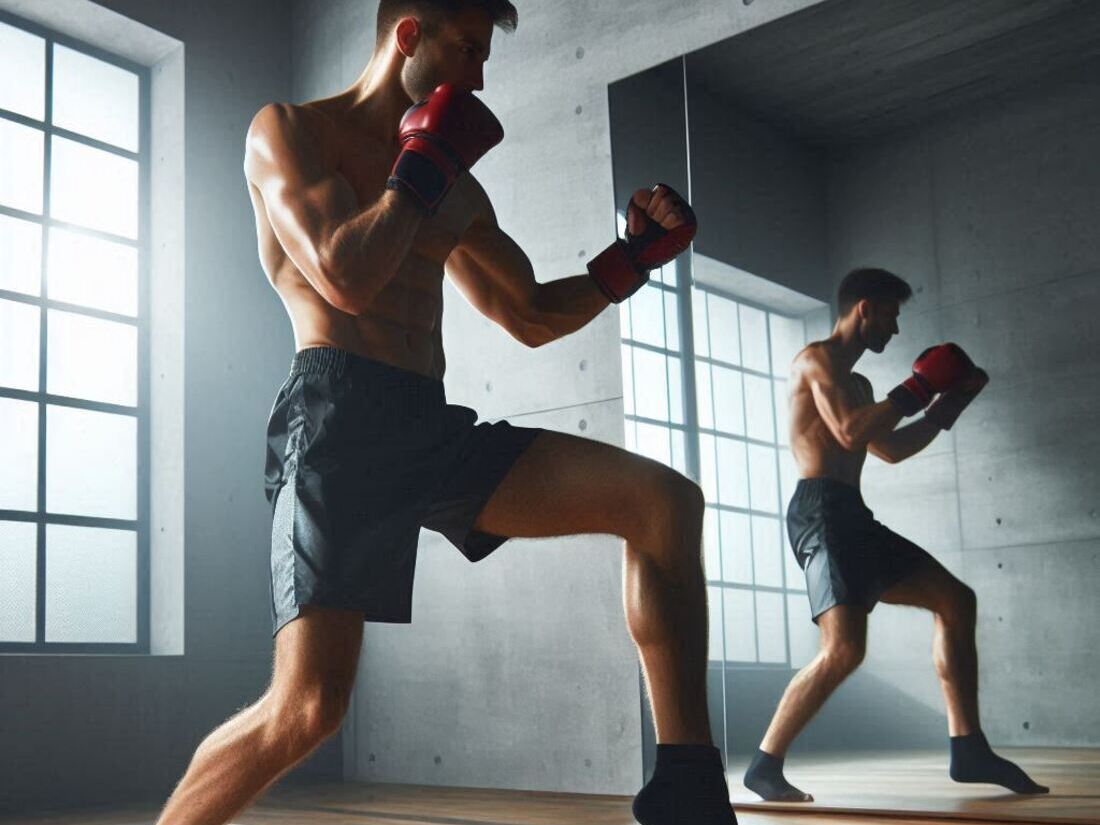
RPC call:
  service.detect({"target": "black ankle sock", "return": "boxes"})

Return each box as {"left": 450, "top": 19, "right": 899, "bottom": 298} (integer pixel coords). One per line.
{"left": 949, "top": 731, "right": 1049, "bottom": 794}
{"left": 743, "top": 749, "right": 813, "bottom": 802}
{"left": 632, "top": 745, "right": 736, "bottom": 825}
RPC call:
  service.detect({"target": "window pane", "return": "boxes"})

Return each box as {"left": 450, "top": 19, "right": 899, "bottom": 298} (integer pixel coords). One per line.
{"left": 0, "top": 22, "right": 45, "bottom": 120}
{"left": 45, "top": 524, "right": 136, "bottom": 643}
{"left": 663, "top": 290, "right": 680, "bottom": 351}
{"left": 635, "top": 421, "right": 672, "bottom": 468}
{"left": 707, "top": 585, "right": 724, "bottom": 662}
{"left": 744, "top": 373, "right": 775, "bottom": 442}
{"left": 708, "top": 296, "right": 740, "bottom": 365}
{"left": 739, "top": 304, "right": 769, "bottom": 373}
{"left": 47, "top": 228, "right": 138, "bottom": 316}
{"left": 670, "top": 428, "right": 687, "bottom": 475}
{"left": 52, "top": 45, "right": 139, "bottom": 152}
{"left": 623, "top": 417, "right": 637, "bottom": 453}
{"left": 747, "top": 444, "right": 778, "bottom": 513}
{"left": 668, "top": 355, "right": 683, "bottom": 426}
{"left": 0, "top": 521, "right": 37, "bottom": 642}
{"left": 0, "top": 213, "right": 42, "bottom": 296}
{"left": 756, "top": 591, "right": 787, "bottom": 663}
{"left": 691, "top": 289, "right": 709, "bottom": 357}
{"left": 723, "top": 588, "right": 756, "bottom": 662}
{"left": 633, "top": 347, "right": 669, "bottom": 422}
{"left": 769, "top": 313, "right": 804, "bottom": 378}
{"left": 751, "top": 515, "right": 783, "bottom": 587}
{"left": 47, "top": 310, "right": 137, "bottom": 406}
{"left": 703, "top": 507, "right": 721, "bottom": 581}
{"left": 618, "top": 298, "right": 632, "bottom": 341}
{"left": 0, "top": 119, "right": 44, "bottom": 214}
{"left": 699, "top": 433, "right": 717, "bottom": 503}
{"left": 620, "top": 345, "right": 634, "bottom": 416}
{"left": 695, "top": 361, "right": 713, "bottom": 429}
{"left": 50, "top": 136, "right": 138, "bottom": 239}
{"left": 711, "top": 365, "right": 744, "bottom": 435}
{"left": 720, "top": 510, "right": 752, "bottom": 584}
{"left": 628, "top": 284, "right": 667, "bottom": 348}
{"left": 716, "top": 436, "right": 749, "bottom": 509}
{"left": 774, "top": 380, "right": 790, "bottom": 447}
{"left": 0, "top": 299, "right": 41, "bottom": 391}
{"left": 46, "top": 406, "right": 136, "bottom": 519}
{"left": 0, "top": 398, "right": 38, "bottom": 511}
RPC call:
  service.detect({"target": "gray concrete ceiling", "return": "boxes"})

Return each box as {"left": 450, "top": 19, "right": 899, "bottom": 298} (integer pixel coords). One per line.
{"left": 687, "top": 0, "right": 1100, "bottom": 146}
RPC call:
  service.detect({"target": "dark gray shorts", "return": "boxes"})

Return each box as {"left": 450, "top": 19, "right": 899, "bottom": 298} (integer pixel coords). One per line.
{"left": 263, "top": 347, "right": 543, "bottom": 637}
{"left": 786, "top": 477, "right": 934, "bottom": 623}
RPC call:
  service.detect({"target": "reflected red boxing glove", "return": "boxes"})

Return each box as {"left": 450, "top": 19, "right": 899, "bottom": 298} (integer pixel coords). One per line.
{"left": 888, "top": 343, "right": 975, "bottom": 416}
{"left": 387, "top": 84, "right": 503, "bottom": 214}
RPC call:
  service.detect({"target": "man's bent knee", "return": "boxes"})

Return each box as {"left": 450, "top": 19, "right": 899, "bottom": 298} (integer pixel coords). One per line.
{"left": 267, "top": 681, "right": 352, "bottom": 752}
{"left": 635, "top": 470, "right": 704, "bottom": 539}
{"left": 941, "top": 583, "right": 978, "bottom": 627}
{"left": 822, "top": 638, "right": 865, "bottom": 677}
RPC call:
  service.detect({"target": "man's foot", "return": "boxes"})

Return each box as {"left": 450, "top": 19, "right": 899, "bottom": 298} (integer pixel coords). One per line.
{"left": 950, "top": 731, "right": 1050, "bottom": 794}
{"left": 743, "top": 749, "right": 814, "bottom": 802}
{"left": 633, "top": 744, "right": 737, "bottom": 824}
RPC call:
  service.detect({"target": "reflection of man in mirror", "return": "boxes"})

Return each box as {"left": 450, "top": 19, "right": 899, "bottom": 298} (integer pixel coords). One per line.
{"left": 743, "top": 268, "right": 1048, "bottom": 802}
{"left": 156, "top": 1, "right": 733, "bottom": 824}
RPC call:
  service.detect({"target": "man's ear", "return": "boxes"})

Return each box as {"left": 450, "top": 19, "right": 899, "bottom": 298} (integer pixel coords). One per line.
{"left": 395, "top": 17, "right": 421, "bottom": 57}
{"left": 856, "top": 298, "right": 872, "bottom": 320}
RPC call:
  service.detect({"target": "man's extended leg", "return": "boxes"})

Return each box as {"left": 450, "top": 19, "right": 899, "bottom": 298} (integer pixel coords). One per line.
{"left": 472, "top": 431, "right": 733, "bottom": 823}
{"left": 743, "top": 605, "right": 867, "bottom": 802}
{"left": 879, "top": 558, "right": 1048, "bottom": 794}
{"left": 156, "top": 607, "right": 364, "bottom": 825}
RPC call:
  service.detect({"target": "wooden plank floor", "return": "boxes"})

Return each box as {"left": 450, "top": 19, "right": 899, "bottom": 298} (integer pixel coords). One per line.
{"left": 6, "top": 748, "right": 1097, "bottom": 825}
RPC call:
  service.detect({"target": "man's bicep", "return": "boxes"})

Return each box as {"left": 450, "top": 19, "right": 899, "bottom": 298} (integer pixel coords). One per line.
{"left": 446, "top": 201, "right": 538, "bottom": 329}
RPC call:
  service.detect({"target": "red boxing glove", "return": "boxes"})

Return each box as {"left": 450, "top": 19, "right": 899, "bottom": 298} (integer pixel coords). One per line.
{"left": 888, "top": 343, "right": 975, "bottom": 416}
{"left": 926, "top": 367, "right": 989, "bottom": 430}
{"left": 387, "top": 84, "right": 503, "bottom": 214}
{"left": 587, "top": 184, "right": 697, "bottom": 303}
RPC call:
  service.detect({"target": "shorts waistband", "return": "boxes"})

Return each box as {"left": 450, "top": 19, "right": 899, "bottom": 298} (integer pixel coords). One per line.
{"left": 290, "top": 347, "right": 445, "bottom": 393}
{"left": 793, "top": 476, "right": 866, "bottom": 505}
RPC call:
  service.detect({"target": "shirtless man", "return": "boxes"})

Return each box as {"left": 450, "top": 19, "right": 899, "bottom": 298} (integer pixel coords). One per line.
{"left": 155, "top": 2, "right": 736, "bottom": 825}
{"left": 742, "top": 267, "right": 1048, "bottom": 802}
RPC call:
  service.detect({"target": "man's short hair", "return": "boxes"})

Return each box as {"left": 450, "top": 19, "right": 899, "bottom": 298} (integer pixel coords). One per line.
{"left": 837, "top": 267, "right": 913, "bottom": 316}
{"left": 376, "top": 0, "right": 518, "bottom": 46}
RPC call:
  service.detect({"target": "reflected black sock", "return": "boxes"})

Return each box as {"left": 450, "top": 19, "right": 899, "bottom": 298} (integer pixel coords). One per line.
{"left": 632, "top": 745, "right": 736, "bottom": 825}
{"left": 743, "top": 749, "right": 813, "bottom": 802}
{"left": 949, "top": 731, "right": 1049, "bottom": 794}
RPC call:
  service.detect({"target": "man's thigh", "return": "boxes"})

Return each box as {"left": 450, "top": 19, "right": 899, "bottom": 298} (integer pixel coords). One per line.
{"left": 878, "top": 554, "right": 969, "bottom": 614}
{"left": 272, "top": 606, "right": 364, "bottom": 696}
{"left": 472, "top": 430, "right": 695, "bottom": 540}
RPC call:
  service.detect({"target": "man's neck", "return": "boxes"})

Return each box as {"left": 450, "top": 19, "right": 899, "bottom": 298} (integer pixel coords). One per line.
{"left": 339, "top": 51, "right": 414, "bottom": 139}
{"left": 825, "top": 322, "right": 867, "bottom": 373}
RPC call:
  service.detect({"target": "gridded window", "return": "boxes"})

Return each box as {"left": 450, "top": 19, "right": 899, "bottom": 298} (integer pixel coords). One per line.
{"left": 618, "top": 211, "right": 688, "bottom": 476}
{"left": 0, "top": 14, "right": 149, "bottom": 652}
{"left": 693, "top": 288, "right": 807, "bottom": 666}
{"left": 619, "top": 245, "right": 816, "bottom": 667}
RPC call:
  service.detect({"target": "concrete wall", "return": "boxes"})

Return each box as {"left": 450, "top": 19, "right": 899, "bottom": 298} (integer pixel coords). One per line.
{"left": 827, "top": 69, "right": 1100, "bottom": 746}
{"left": 291, "top": 0, "right": 828, "bottom": 796}
{"left": 0, "top": 0, "right": 347, "bottom": 814}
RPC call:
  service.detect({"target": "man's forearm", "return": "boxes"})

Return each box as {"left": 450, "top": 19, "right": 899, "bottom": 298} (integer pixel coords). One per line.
{"left": 882, "top": 417, "right": 941, "bottom": 462}
{"left": 328, "top": 189, "right": 424, "bottom": 310}
{"left": 527, "top": 274, "right": 611, "bottom": 345}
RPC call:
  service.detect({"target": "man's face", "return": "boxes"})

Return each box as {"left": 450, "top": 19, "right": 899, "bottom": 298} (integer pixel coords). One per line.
{"left": 402, "top": 7, "right": 493, "bottom": 100}
{"left": 860, "top": 299, "right": 900, "bottom": 353}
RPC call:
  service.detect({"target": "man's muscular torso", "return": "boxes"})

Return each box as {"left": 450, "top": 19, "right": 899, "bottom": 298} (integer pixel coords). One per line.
{"left": 789, "top": 341, "right": 875, "bottom": 487}
{"left": 246, "top": 96, "right": 489, "bottom": 380}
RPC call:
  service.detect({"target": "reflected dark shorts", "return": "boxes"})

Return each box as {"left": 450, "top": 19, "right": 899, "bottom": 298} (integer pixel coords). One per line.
{"left": 263, "top": 347, "right": 544, "bottom": 637}
{"left": 786, "top": 478, "right": 934, "bottom": 624}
